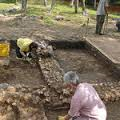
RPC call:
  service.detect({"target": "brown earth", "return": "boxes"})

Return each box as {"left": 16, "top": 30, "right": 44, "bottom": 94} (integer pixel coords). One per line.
{"left": 0, "top": 49, "right": 45, "bottom": 87}
{"left": 0, "top": 15, "right": 120, "bottom": 120}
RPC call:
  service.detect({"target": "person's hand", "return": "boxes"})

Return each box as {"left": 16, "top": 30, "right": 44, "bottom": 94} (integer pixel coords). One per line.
{"left": 26, "top": 52, "right": 31, "bottom": 57}
{"left": 64, "top": 114, "right": 71, "bottom": 120}
{"left": 26, "top": 57, "right": 32, "bottom": 62}
{"left": 22, "top": 55, "right": 27, "bottom": 61}
{"left": 64, "top": 115, "right": 68, "bottom": 120}
{"left": 58, "top": 116, "right": 66, "bottom": 120}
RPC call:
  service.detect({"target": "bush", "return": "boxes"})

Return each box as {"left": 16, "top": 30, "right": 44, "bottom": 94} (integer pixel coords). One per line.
{"left": 0, "top": 0, "right": 16, "bottom": 3}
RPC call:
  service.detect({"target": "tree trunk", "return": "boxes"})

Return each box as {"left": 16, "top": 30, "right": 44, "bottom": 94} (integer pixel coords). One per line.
{"left": 94, "top": 0, "right": 97, "bottom": 9}
{"left": 70, "top": 0, "right": 74, "bottom": 7}
{"left": 50, "top": 0, "right": 56, "bottom": 12}
{"left": 81, "top": 0, "right": 86, "bottom": 12}
{"left": 21, "top": 0, "right": 27, "bottom": 12}
{"left": 43, "top": 0, "right": 47, "bottom": 6}
{"left": 74, "top": 0, "right": 78, "bottom": 13}
{"left": 15, "top": 0, "right": 17, "bottom": 5}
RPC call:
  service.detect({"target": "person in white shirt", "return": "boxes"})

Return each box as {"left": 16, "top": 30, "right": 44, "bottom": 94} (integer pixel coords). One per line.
{"left": 96, "top": 0, "right": 108, "bottom": 35}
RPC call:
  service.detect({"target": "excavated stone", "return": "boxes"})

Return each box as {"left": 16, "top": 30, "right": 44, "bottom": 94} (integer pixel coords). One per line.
{"left": 39, "top": 58, "right": 64, "bottom": 91}
{"left": 7, "top": 86, "right": 16, "bottom": 93}
{"left": 37, "top": 55, "right": 120, "bottom": 106}
{"left": 55, "top": 15, "right": 64, "bottom": 21}
{"left": 0, "top": 85, "right": 48, "bottom": 120}
{"left": 0, "top": 83, "right": 9, "bottom": 89}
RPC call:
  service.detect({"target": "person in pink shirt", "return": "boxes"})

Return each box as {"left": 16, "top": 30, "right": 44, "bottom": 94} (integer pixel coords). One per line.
{"left": 63, "top": 71, "right": 107, "bottom": 120}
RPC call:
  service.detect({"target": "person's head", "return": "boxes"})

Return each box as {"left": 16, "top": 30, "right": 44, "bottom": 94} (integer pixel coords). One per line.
{"left": 63, "top": 71, "right": 79, "bottom": 91}
{"left": 29, "top": 42, "right": 38, "bottom": 53}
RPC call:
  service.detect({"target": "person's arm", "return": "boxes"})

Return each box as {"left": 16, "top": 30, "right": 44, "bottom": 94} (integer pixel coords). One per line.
{"left": 66, "top": 90, "right": 83, "bottom": 119}
{"left": 20, "top": 49, "right": 26, "bottom": 57}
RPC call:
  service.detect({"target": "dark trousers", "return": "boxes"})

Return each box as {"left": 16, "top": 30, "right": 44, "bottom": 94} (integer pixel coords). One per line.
{"left": 116, "top": 21, "right": 120, "bottom": 32}
{"left": 96, "top": 15, "right": 105, "bottom": 34}
{"left": 16, "top": 46, "right": 32, "bottom": 58}
{"left": 16, "top": 46, "right": 25, "bottom": 58}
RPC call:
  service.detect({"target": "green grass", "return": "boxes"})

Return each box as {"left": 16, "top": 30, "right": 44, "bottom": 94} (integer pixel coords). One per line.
{"left": 27, "top": 3, "right": 120, "bottom": 25}
{"left": 0, "top": 3, "right": 14, "bottom": 10}
{"left": 27, "top": 3, "right": 89, "bottom": 25}
{"left": 88, "top": 7, "right": 120, "bottom": 19}
{"left": 0, "top": 2, "right": 119, "bottom": 25}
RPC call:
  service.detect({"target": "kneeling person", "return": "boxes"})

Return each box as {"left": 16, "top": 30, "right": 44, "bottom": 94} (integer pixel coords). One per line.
{"left": 63, "top": 71, "right": 107, "bottom": 120}
{"left": 16, "top": 38, "right": 38, "bottom": 60}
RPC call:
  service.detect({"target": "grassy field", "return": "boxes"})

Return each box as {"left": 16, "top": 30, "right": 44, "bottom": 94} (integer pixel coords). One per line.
{"left": 0, "top": 2, "right": 119, "bottom": 25}
{"left": 0, "top": 3, "right": 15, "bottom": 10}
{"left": 27, "top": 3, "right": 120, "bottom": 25}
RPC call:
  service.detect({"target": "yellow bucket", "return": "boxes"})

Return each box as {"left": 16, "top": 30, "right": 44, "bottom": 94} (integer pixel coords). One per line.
{"left": 0, "top": 43, "right": 10, "bottom": 57}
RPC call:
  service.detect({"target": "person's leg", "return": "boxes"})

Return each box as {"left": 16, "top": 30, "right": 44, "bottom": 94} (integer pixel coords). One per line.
{"left": 16, "top": 46, "right": 23, "bottom": 58}
{"left": 96, "top": 15, "right": 100, "bottom": 34}
{"left": 98, "top": 15, "right": 105, "bottom": 34}
{"left": 116, "top": 21, "right": 120, "bottom": 32}
{"left": 81, "top": 0, "right": 86, "bottom": 12}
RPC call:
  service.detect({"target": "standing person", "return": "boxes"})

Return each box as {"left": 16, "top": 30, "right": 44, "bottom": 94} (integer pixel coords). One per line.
{"left": 96, "top": 0, "right": 108, "bottom": 35}
{"left": 63, "top": 71, "right": 107, "bottom": 120}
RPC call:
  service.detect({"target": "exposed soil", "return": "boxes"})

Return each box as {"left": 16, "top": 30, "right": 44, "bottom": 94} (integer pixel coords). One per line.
{"left": 0, "top": 15, "right": 120, "bottom": 120}
{"left": 54, "top": 49, "right": 119, "bottom": 84}
{"left": 107, "top": 101, "right": 120, "bottom": 120}
{"left": 45, "top": 100, "right": 120, "bottom": 120}
{"left": 45, "top": 109, "right": 67, "bottom": 120}
{"left": 0, "top": 49, "right": 45, "bottom": 87}
{"left": 53, "top": 49, "right": 120, "bottom": 120}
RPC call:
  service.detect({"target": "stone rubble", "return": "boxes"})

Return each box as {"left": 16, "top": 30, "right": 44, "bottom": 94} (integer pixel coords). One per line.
{"left": 39, "top": 56, "right": 120, "bottom": 105}
{"left": 1, "top": 47, "right": 120, "bottom": 119}
{"left": 0, "top": 56, "right": 120, "bottom": 119}
{"left": 0, "top": 84, "right": 48, "bottom": 120}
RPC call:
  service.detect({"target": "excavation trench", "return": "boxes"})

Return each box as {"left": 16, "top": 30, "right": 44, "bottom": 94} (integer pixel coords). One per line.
{"left": 45, "top": 101, "right": 120, "bottom": 120}
{"left": 0, "top": 41, "right": 46, "bottom": 87}
{"left": 51, "top": 48, "right": 120, "bottom": 120}
{"left": 46, "top": 40, "right": 120, "bottom": 120}
{"left": 0, "top": 40, "right": 120, "bottom": 120}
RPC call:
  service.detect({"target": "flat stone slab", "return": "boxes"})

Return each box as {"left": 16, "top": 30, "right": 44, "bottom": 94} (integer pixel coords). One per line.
{"left": 86, "top": 36, "right": 120, "bottom": 65}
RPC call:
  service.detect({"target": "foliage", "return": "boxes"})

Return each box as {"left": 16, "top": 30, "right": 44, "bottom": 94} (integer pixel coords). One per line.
{"left": 0, "top": 0, "right": 16, "bottom": 3}
{"left": 0, "top": 3, "right": 14, "bottom": 10}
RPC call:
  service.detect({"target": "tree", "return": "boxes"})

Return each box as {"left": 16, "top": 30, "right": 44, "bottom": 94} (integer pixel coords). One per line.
{"left": 71, "top": 0, "right": 86, "bottom": 14}
{"left": 94, "top": 0, "right": 97, "bottom": 9}
{"left": 43, "top": 0, "right": 47, "bottom": 6}
{"left": 50, "top": 0, "right": 56, "bottom": 12}
{"left": 21, "top": 0, "right": 27, "bottom": 12}
{"left": 74, "top": 0, "right": 79, "bottom": 13}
